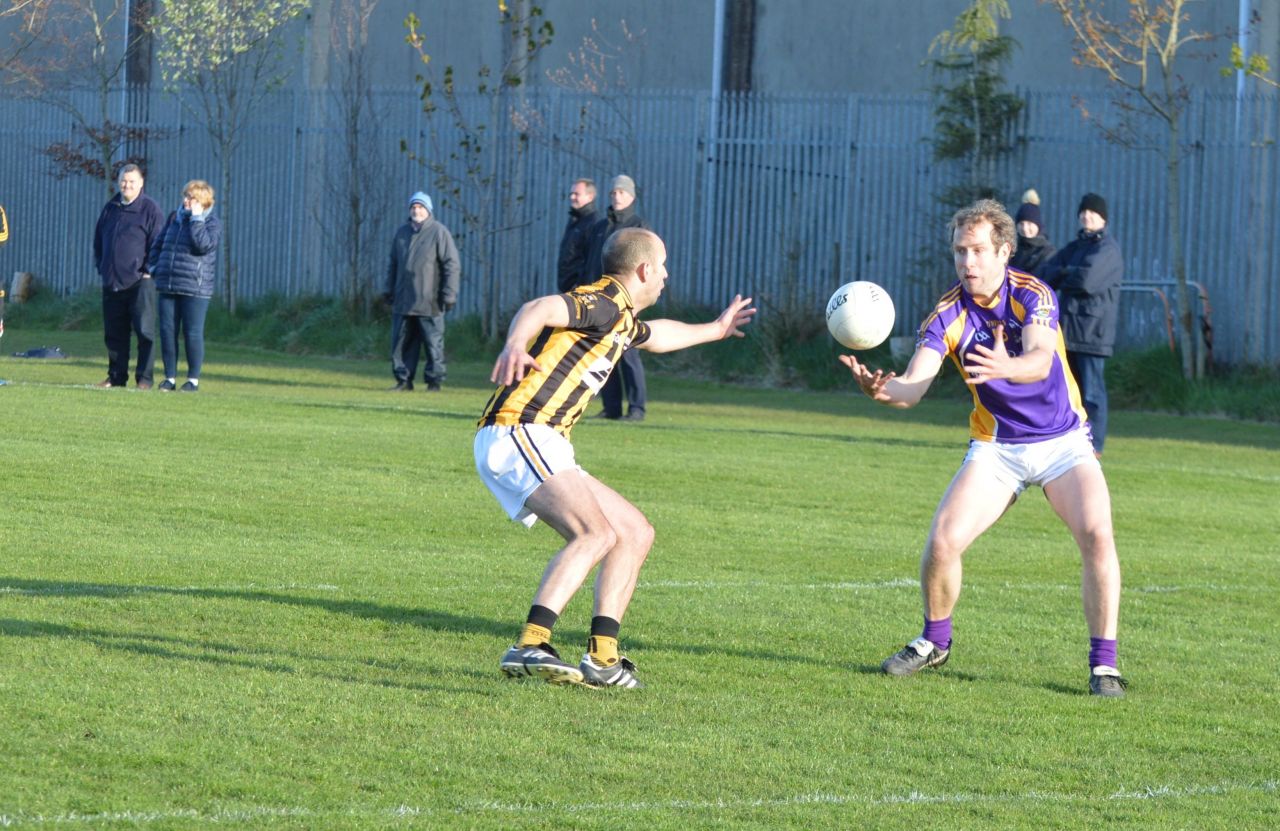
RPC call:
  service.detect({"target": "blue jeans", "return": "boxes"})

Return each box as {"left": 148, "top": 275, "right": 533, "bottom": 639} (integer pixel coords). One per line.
{"left": 158, "top": 293, "right": 210, "bottom": 380}
{"left": 1067, "top": 351, "right": 1108, "bottom": 454}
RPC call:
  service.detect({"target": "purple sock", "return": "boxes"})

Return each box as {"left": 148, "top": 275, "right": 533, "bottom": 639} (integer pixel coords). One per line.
{"left": 1089, "top": 637, "right": 1118, "bottom": 669}
{"left": 921, "top": 616, "right": 952, "bottom": 651}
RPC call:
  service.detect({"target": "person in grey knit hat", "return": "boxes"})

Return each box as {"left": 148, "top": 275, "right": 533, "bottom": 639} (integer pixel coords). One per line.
{"left": 1039, "top": 191, "right": 1123, "bottom": 456}
{"left": 383, "top": 190, "right": 461, "bottom": 391}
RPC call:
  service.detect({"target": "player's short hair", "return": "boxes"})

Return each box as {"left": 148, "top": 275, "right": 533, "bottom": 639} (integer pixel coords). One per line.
{"left": 183, "top": 180, "right": 215, "bottom": 210}
{"left": 118, "top": 163, "right": 143, "bottom": 180}
{"left": 602, "top": 228, "right": 661, "bottom": 276}
{"left": 574, "top": 178, "right": 596, "bottom": 197}
{"left": 949, "top": 199, "right": 1016, "bottom": 253}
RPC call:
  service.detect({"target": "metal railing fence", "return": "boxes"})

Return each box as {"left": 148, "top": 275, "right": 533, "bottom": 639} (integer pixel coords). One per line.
{"left": 1, "top": 85, "right": 1277, "bottom": 364}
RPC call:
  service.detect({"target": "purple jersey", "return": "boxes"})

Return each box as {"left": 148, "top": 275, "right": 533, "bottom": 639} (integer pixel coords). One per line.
{"left": 917, "top": 268, "right": 1088, "bottom": 443}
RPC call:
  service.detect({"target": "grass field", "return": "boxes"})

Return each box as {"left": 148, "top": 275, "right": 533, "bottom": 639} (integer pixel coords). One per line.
{"left": 1, "top": 329, "right": 1277, "bottom": 829}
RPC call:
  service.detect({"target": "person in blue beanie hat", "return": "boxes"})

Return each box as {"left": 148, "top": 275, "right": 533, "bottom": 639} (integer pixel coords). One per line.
{"left": 383, "top": 191, "right": 461, "bottom": 391}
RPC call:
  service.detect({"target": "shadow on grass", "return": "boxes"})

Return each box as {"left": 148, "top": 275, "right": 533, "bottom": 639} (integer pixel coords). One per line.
{"left": 0, "top": 615, "right": 490, "bottom": 697}
{"left": 0, "top": 577, "right": 832, "bottom": 671}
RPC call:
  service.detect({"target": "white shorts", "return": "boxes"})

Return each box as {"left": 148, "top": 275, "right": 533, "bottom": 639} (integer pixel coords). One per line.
{"left": 474, "top": 424, "right": 584, "bottom": 528}
{"left": 963, "top": 426, "right": 1099, "bottom": 496}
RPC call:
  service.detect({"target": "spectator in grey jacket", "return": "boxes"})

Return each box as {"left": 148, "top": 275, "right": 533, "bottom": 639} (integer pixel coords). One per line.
{"left": 149, "top": 179, "right": 222, "bottom": 392}
{"left": 1040, "top": 192, "right": 1123, "bottom": 456}
{"left": 93, "top": 164, "right": 164, "bottom": 389}
{"left": 384, "top": 192, "right": 461, "bottom": 391}
{"left": 556, "top": 178, "right": 598, "bottom": 292}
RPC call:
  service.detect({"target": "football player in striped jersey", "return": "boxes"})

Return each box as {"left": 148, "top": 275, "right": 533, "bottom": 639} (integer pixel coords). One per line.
{"left": 478, "top": 228, "right": 755, "bottom": 688}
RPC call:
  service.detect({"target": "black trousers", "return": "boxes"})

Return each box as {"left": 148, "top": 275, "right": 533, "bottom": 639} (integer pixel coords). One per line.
{"left": 102, "top": 280, "right": 155, "bottom": 386}
{"left": 600, "top": 346, "right": 646, "bottom": 417}
{"left": 391, "top": 313, "right": 446, "bottom": 385}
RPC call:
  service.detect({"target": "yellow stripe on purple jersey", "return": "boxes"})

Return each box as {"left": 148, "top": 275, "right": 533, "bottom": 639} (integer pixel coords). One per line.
{"left": 478, "top": 276, "right": 652, "bottom": 438}
{"left": 916, "top": 267, "right": 1088, "bottom": 443}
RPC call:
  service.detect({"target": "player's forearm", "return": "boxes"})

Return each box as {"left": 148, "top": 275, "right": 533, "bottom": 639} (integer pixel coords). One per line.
{"left": 641, "top": 319, "right": 722, "bottom": 353}
{"left": 1001, "top": 348, "right": 1054, "bottom": 383}
{"left": 879, "top": 377, "right": 929, "bottom": 408}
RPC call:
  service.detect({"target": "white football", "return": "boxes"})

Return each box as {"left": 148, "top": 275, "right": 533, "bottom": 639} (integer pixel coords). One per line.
{"left": 825, "top": 281, "right": 895, "bottom": 350}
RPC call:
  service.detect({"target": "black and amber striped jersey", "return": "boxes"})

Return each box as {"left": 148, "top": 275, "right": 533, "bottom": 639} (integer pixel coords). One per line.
{"left": 477, "top": 276, "right": 652, "bottom": 437}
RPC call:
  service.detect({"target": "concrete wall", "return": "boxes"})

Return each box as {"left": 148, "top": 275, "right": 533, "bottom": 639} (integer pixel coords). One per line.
{"left": 2, "top": 0, "right": 1273, "bottom": 95}
{"left": 300, "top": 0, "right": 1265, "bottom": 95}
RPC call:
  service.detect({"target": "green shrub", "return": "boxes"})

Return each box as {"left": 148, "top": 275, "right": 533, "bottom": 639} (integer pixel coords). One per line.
{"left": 7, "top": 290, "right": 1276, "bottom": 421}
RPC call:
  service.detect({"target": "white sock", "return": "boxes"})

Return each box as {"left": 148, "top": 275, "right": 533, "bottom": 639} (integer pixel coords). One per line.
{"left": 186, "top": 378, "right": 199, "bottom": 387}
{"left": 166, "top": 378, "right": 176, "bottom": 385}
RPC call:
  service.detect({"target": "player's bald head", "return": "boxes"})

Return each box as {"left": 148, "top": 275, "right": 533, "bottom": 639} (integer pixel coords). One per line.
{"left": 602, "top": 228, "right": 663, "bottom": 276}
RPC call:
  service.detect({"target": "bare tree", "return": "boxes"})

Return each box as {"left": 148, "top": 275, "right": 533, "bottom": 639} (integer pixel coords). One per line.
{"left": 512, "top": 18, "right": 646, "bottom": 176}
{"left": 4, "top": 0, "right": 160, "bottom": 195}
{"left": 404, "top": 0, "right": 553, "bottom": 336}
{"left": 152, "top": 0, "right": 309, "bottom": 315}
{"left": 1042, "top": 0, "right": 1215, "bottom": 379}
{"left": 317, "top": 0, "right": 394, "bottom": 317}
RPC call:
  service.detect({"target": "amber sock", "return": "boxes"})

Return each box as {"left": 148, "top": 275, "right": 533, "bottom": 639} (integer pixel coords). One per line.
{"left": 588, "top": 615, "right": 622, "bottom": 665}
{"left": 588, "top": 635, "right": 619, "bottom": 666}
{"left": 518, "top": 623, "right": 553, "bottom": 647}
{"left": 517, "top": 605, "right": 559, "bottom": 647}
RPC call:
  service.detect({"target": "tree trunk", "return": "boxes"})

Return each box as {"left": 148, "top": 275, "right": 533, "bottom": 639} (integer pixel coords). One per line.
{"left": 219, "top": 155, "right": 236, "bottom": 316}
{"left": 1166, "top": 121, "right": 1195, "bottom": 379}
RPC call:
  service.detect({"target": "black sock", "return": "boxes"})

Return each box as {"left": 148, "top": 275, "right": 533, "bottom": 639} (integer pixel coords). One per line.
{"left": 590, "top": 616, "right": 620, "bottom": 639}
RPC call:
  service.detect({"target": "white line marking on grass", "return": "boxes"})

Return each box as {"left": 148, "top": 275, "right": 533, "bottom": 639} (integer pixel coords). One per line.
{"left": 641, "top": 578, "right": 1268, "bottom": 594}
{"left": 0, "top": 781, "right": 1273, "bottom": 825}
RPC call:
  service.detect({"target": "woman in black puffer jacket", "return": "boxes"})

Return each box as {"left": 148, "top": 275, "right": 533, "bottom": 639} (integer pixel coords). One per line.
{"left": 148, "top": 180, "right": 222, "bottom": 392}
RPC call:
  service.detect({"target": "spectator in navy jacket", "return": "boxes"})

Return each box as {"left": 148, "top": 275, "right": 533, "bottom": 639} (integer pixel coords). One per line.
{"left": 149, "top": 180, "right": 223, "bottom": 392}
{"left": 93, "top": 164, "right": 164, "bottom": 388}
{"left": 1039, "top": 192, "right": 1123, "bottom": 456}
{"left": 556, "top": 178, "right": 598, "bottom": 292}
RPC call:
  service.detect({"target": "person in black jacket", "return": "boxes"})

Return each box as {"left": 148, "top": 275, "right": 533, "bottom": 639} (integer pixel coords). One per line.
{"left": 556, "top": 178, "right": 598, "bottom": 292}
{"left": 1039, "top": 192, "right": 1123, "bottom": 456}
{"left": 93, "top": 164, "right": 164, "bottom": 389}
{"left": 149, "top": 180, "right": 223, "bottom": 392}
{"left": 384, "top": 192, "right": 461, "bottom": 391}
{"left": 1008, "top": 189, "right": 1056, "bottom": 275}
{"left": 583, "top": 175, "right": 651, "bottom": 420}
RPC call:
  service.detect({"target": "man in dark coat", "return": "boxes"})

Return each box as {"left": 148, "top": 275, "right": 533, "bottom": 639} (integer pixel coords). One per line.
{"left": 583, "top": 175, "right": 651, "bottom": 421}
{"left": 93, "top": 164, "right": 164, "bottom": 389}
{"left": 1008, "top": 189, "right": 1056, "bottom": 275}
{"left": 384, "top": 191, "right": 461, "bottom": 391}
{"left": 556, "top": 178, "right": 598, "bottom": 292}
{"left": 1039, "top": 192, "right": 1123, "bottom": 456}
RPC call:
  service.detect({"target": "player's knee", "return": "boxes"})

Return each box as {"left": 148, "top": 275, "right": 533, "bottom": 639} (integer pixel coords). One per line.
{"left": 925, "top": 533, "right": 965, "bottom": 565}
{"left": 630, "top": 519, "right": 655, "bottom": 553}
{"left": 582, "top": 524, "right": 618, "bottom": 558}
{"left": 1078, "top": 528, "right": 1117, "bottom": 567}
